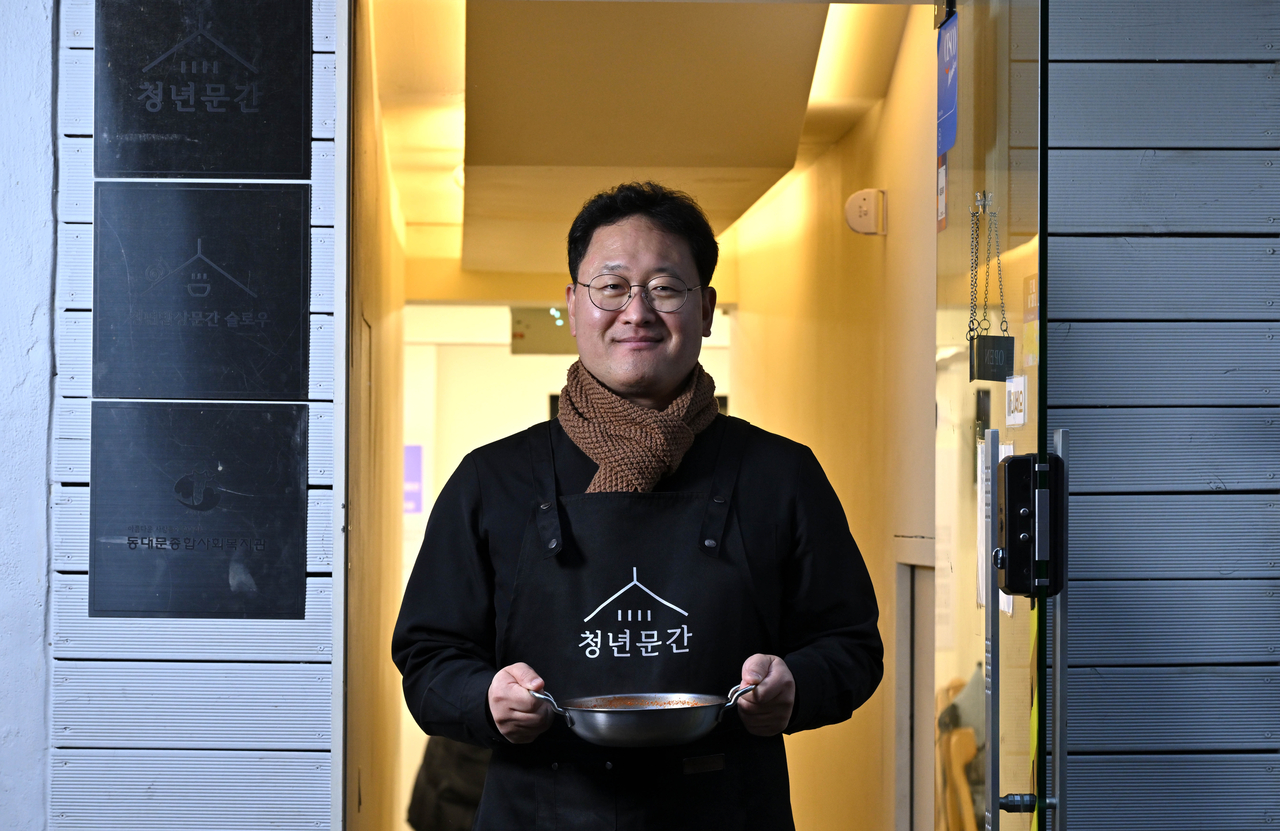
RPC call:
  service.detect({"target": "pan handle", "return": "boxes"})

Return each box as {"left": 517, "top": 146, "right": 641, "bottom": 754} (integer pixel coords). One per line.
{"left": 718, "top": 683, "right": 758, "bottom": 722}
{"left": 529, "top": 689, "right": 567, "bottom": 716}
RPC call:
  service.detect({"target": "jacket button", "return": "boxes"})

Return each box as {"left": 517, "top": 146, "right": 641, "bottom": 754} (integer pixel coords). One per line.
{"left": 548, "top": 539, "right": 558, "bottom": 549}
{"left": 605, "top": 762, "right": 613, "bottom": 770}
{"left": 704, "top": 539, "right": 717, "bottom": 548}
{"left": 551, "top": 762, "right": 558, "bottom": 771}
{"left": 540, "top": 502, "right": 552, "bottom": 511}
{"left": 713, "top": 496, "right": 725, "bottom": 504}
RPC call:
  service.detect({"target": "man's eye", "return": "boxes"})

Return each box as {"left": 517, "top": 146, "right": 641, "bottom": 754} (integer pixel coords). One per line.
{"left": 648, "top": 284, "right": 680, "bottom": 297}
{"left": 594, "top": 280, "right": 627, "bottom": 294}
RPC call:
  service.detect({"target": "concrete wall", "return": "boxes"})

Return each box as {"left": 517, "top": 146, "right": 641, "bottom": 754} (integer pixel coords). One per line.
{"left": 0, "top": 1, "right": 54, "bottom": 828}
{"left": 719, "top": 7, "right": 937, "bottom": 829}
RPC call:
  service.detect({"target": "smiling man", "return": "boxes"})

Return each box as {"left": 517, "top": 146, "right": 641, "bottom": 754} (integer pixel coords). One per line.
{"left": 393, "top": 182, "right": 883, "bottom": 830}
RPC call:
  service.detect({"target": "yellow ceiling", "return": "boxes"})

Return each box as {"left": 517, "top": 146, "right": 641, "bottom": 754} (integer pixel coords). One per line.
{"left": 374, "top": 1, "right": 912, "bottom": 286}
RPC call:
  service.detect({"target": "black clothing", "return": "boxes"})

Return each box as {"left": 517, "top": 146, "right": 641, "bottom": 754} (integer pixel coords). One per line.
{"left": 393, "top": 415, "right": 883, "bottom": 828}
{"left": 408, "top": 737, "right": 492, "bottom": 831}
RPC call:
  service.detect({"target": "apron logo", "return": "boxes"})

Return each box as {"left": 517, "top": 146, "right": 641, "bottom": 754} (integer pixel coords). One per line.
{"left": 578, "top": 568, "right": 692, "bottom": 659}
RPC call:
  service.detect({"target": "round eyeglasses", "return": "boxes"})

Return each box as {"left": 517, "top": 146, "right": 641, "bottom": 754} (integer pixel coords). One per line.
{"left": 575, "top": 274, "right": 701, "bottom": 313}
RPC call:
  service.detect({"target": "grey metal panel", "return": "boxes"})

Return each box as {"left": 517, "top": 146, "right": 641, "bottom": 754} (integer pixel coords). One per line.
{"left": 1044, "top": 667, "right": 1280, "bottom": 752}
{"left": 50, "top": 749, "right": 331, "bottom": 830}
{"left": 51, "top": 574, "right": 333, "bottom": 661}
{"left": 1070, "top": 494, "right": 1280, "bottom": 580}
{"left": 1048, "top": 149, "right": 1279, "bottom": 234}
{"left": 1068, "top": 580, "right": 1280, "bottom": 666}
{"left": 1045, "top": 408, "right": 1280, "bottom": 493}
{"left": 1065, "top": 756, "right": 1280, "bottom": 831}
{"left": 1049, "top": 63, "right": 1280, "bottom": 149}
{"left": 52, "top": 661, "right": 331, "bottom": 750}
{"left": 1049, "top": 0, "right": 1280, "bottom": 61}
{"left": 1047, "top": 322, "right": 1280, "bottom": 406}
{"left": 1046, "top": 237, "right": 1280, "bottom": 321}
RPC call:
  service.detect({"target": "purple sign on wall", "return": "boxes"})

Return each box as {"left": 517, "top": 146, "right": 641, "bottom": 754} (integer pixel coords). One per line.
{"left": 404, "top": 445, "right": 423, "bottom": 514}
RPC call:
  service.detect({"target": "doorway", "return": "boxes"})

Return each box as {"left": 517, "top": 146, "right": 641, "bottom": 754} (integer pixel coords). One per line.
{"left": 349, "top": 3, "right": 942, "bottom": 830}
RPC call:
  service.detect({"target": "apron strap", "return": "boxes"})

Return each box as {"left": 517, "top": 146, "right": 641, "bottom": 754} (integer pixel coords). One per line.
{"left": 699, "top": 416, "right": 750, "bottom": 557}
{"left": 528, "top": 421, "right": 564, "bottom": 557}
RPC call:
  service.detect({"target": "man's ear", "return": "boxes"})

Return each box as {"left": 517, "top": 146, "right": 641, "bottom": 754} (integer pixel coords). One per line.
{"left": 566, "top": 281, "right": 578, "bottom": 338}
{"left": 701, "top": 286, "right": 717, "bottom": 338}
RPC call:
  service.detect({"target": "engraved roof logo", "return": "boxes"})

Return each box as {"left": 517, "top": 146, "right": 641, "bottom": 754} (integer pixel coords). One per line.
{"left": 142, "top": 16, "right": 259, "bottom": 74}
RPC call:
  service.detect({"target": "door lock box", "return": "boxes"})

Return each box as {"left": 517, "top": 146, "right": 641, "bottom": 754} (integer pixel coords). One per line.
{"left": 995, "top": 452, "right": 1066, "bottom": 597}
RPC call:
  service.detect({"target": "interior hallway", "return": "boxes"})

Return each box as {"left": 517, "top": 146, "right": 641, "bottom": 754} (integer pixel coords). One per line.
{"left": 349, "top": 3, "right": 940, "bottom": 828}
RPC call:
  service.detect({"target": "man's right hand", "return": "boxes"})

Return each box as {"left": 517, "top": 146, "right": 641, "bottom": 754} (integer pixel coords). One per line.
{"left": 488, "top": 662, "right": 554, "bottom": 743}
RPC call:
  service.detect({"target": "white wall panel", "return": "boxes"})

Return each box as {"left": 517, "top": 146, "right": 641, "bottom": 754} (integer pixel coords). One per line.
{"left": 312, "top": 141, "right": 335, "bottom": 226}
{"left": 56, "top": 225, "right": 92, "bottom": 310}
{"left": 57, "top": 49, "right": 92, "bottom": 136}
{"left": 54, "top": 311, "right": 91, "bottom": 397}
{"left": 311, "top": 228, "right": 335, "bottom": 312}
{"left": 51, "top": 485, "right": 88, "bottom": 572}
{"left": 313, "top": 54, "right": 337, "bottom": 139}
{"left": 314, "top": 0, "right": 337, "bottom": 51}
{"left": 60, "top": 0, "right": 93, "bottom": 48}
{"left": 52, "top": 662, "right": 332, "bottom": 749}
{"left": 51, "top": 574, "right": 333, "bottom": 660}
{"left": 309, "top": 402, "right": 334, "bottom": 484}
{"left": 51, "top": 484, "right": 334, "bottom": 573}
{"left": 307, "top": 489, "right": 334, "bottom": 571}
{"left": 310, "top": 314, "right": 335, "bottom": 400}
{"left": 50, "top": 749, "right": 331, "bottom": 830}
{"left": 51, "top": 401, "right": 334, "bottom": 486}
{"left": 57, "top": 138, "right": 92, "bottom": 223}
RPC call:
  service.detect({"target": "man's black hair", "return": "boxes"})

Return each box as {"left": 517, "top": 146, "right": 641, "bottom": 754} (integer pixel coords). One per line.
{"left": 567, "top": 182, "right": 718, "bottom": 287}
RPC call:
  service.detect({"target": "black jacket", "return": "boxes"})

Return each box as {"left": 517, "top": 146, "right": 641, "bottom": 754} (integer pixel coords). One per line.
{"left": 392, "top": 415, "right": 883, "bottom": 749}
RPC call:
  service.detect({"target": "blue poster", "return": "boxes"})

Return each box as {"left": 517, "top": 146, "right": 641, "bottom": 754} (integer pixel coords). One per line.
{"left": 937, "top": 13, "right": 959, "bottom": 156}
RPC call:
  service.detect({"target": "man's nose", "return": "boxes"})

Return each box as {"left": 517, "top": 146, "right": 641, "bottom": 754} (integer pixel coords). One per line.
{"left": 618, "top": 286, "right": 659, "bottom": 322}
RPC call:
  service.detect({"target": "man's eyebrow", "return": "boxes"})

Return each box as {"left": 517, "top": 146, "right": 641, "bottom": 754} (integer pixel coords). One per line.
{"left": 595, "top": 262, "right": 686, "bottom": 277}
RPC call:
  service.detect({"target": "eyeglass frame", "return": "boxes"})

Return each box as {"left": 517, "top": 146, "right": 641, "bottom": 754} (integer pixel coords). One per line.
{"left": 571, "top": 273, "right": 703, "bottom": 313}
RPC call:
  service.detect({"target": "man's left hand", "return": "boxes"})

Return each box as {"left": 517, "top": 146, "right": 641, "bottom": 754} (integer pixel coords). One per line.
{"left": 736, "top": 654, "right": 795, "bottom": 736}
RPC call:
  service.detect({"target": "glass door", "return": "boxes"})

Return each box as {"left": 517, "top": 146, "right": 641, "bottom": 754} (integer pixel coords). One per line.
{"left": 934, "top": 2, "right": 1043, "bottom": 830}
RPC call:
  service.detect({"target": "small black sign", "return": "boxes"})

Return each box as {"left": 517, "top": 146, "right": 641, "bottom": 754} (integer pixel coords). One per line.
{"left": 95, "top": 0, "right": 311, "bottom": 178}
{"left": 93, "top": 182, "right": 309, "bottom": 400}
{"left": 970, "top": 335, "right": 1015, "bottom": 383}
{"left": 90, "top": 401, "right": 308, "bottom": 619}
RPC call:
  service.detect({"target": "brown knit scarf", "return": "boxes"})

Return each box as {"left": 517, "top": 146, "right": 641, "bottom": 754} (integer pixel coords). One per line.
{"left": 558, "top": 360, "right": 719, "bottom": 493}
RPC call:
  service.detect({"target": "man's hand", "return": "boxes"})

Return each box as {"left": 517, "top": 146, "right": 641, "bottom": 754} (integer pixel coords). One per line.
{"left": 736, "top": 654, "right": 795, "bottom": 736}
{"left": 488, "top": 662, "right": 554, "bottom": 743}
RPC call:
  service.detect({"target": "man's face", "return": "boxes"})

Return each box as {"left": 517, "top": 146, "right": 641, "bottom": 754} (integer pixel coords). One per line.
{"left": 566, "top": 215, "right": 717, "bottom": 409}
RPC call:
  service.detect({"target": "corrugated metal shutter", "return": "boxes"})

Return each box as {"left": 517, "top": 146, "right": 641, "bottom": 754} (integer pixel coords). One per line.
{"left": 1046, "top": 1, "right": 1280, "bottom": 824}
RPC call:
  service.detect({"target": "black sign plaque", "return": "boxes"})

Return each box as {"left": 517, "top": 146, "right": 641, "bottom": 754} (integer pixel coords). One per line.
{"left": 93, "top": 182, "right": 310, "bottom": 400}
{"left": 95, "top": 0, "right": 311, "bottom": 178}
{"left": 90, "top": 401, "right": 308, "bottom": 619}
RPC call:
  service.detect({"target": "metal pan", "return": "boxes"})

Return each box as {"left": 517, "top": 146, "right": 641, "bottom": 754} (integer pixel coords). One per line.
{"left": 528, "top": 684, "right": 756, "bottom": 748}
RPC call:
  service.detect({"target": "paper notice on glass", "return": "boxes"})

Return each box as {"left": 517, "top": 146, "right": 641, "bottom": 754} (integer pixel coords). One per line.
{"left": 977, "top": 440, "right": 1016, "bottom": 615}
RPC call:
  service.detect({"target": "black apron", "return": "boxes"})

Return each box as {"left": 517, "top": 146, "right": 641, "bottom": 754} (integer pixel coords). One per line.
{"left": 474, "top": 417, "right": 796, "bottom": 831}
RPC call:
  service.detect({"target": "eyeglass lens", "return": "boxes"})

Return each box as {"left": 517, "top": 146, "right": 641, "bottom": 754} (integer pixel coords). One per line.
{"left": 585, "top": 275, "right": 693, "bottom": 313}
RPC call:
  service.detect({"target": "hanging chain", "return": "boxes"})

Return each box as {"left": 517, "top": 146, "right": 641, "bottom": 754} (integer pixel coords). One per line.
{"left": 968, "top": 205, "right": 981, "bottom": 341}
{"left": 986, "top": 203, "right": 1008, "bottom": 335}
{"left": 992, "top": 207, "right": 1008, "bottom": 334}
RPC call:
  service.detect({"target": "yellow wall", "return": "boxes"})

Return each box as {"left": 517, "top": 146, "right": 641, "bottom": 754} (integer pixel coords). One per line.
{"left": 720, "top": 7, "right": 938, "bottom": 829}
{"left": 350, "top": 0, "right": 407, "bottom": 828}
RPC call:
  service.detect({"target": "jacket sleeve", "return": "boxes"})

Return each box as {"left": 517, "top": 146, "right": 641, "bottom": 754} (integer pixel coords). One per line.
{"left": 392, "top": 453, "right": 506, "bottom": 748}
{"left": 780, "top": 447, "right": 884, "bottom": 734}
